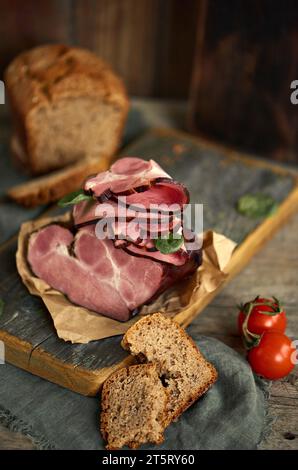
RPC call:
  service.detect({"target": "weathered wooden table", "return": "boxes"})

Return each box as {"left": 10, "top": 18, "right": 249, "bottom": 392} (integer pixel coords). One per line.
{"left": 0, "top": 100, "right": 297, "bottom": 450}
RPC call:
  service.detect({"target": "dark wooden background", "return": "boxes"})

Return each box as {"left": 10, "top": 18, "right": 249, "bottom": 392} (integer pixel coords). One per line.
{"left": 1, "top": 0, "right": 298, "bottom": 164}
{"left": 0, "top": 0, "right": 199, "bottom": 98}
{"left": 189, "top": 0, "right": 298, "bottom": 164}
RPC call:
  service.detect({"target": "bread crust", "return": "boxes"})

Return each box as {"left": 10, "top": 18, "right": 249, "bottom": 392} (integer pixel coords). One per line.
{"left": 5, "top": 44, "right": 129, "bottom": 175}
{"left": 169, "top": 361, "right": 217, "bottom": 423}
{"left": 7, "top": 154, "right": 110, "bottom": 207}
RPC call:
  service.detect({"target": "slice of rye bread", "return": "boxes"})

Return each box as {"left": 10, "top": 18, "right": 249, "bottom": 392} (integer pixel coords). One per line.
{"left": 122, "top": 313, "right": 218, "bottom": 424}
{"left": 7, "top": 155, "right": 109, "bottom": 207}
{"left": 100, "top": 363, "right": 168, "bottom": 450}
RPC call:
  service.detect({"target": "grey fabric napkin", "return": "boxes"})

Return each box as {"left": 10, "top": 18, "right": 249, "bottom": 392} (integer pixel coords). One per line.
{"left": 0, "top": 335, "right": 270, "bottom": 450}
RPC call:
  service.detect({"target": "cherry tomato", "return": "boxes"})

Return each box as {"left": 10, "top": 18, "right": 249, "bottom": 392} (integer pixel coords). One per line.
{"left": 238, "top": 297, "right": 286, "bottom": 336}
{"left": 248, "top": 331, "right": 295, "bottom": 380}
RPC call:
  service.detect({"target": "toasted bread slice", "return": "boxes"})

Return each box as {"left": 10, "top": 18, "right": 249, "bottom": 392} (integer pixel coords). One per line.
{"left": 100, "top": 363, "right": 168, "bottom": 450}
{"left": 122, "top": 313, "right": 217, "bottom": 424}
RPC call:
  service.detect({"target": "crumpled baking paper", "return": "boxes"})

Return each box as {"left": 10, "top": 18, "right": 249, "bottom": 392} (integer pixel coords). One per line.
{"left": 16, "top": 213, "right": 236, "bottom": 344}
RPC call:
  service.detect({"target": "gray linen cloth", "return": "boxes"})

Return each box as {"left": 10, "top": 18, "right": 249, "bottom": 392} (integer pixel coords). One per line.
{"left": 0, "top": 335, "right": 270, "bottom": 450}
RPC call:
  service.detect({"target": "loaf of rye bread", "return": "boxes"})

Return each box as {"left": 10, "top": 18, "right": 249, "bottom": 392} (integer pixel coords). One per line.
{"left": 101, "top": 314, "right": 217, "bottom": 449}
{"left": 4, "top": 44, "right": 129, "bottom": 206}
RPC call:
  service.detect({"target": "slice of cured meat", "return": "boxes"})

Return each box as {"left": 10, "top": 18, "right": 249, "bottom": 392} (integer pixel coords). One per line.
{"left": 27, "top": 224, "right": 199, "bottom": 321}
{"left": 84, "top": 157, "right": 171, "bottom": 196}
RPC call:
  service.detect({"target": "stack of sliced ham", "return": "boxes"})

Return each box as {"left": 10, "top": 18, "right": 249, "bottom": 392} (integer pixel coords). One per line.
{"left": 27, "top": 157, "right": 201, "bottom": 321}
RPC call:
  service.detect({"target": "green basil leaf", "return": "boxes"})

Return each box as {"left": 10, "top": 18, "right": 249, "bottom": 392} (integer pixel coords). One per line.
{"left": 154, "top": 233, "right": 184, "bottom": 254}
{"left": 58, "top": 189, "right": 93, "bottom": 207}
{"left": 237, "top": 193, "right": 278, "bottom": 219}
{"left": 0, "top": 298, "right": 5, "bottom": 317}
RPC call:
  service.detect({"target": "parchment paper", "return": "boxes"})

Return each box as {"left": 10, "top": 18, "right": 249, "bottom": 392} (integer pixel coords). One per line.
{"left": 16, "top": 214, "right": 236, "bottom": 344}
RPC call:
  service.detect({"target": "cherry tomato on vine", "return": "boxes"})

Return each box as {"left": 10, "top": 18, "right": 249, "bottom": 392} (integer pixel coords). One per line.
{"left": 248, "top": 331, "right": 295, "bottom": 380}
{"left": 238, "top": 296, "right": 286, "bottom": 336}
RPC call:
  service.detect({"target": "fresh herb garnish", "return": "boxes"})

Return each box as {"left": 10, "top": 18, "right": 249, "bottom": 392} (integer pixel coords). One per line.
{"left": 0, "top": 298, "right": 5, "bottom": 317}
{"left": 154, "top": 233, "right": 184, "bottom": 254}
{"left": 237, "top": 193, "right": 278, "bottom": 219}
{"left": 58, "top": 189, "right": 93, "bottom": 207}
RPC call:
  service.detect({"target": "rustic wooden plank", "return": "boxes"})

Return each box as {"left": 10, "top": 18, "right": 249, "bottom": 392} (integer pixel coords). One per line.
{"left": 0, "top": 238, "right": 55, "bottom": 346}
{"left": 189, "top": 0, "right": 298, "bottom": 164}
{"left": 259, "top": 403, "right": 298, "bottom": 450}
{"left": 0, "top": 0, "right": 73, "bottom": 76}
{"left": 74, "top": 0, "right": 199, "bottom": 97}
{"left": 258, "top": 363, "right": 298, "bottom": 450}
{"left": 74, "top": 0, "right": 160, "bottom": 96}
{"left": 0, "top": 424, "right": 35, "bottom": 450}
{"left": 0, "top": 128, "right": 297, "bottom": 398}
{"left": 150, "top": 0, "right": 200, "bottom": 98}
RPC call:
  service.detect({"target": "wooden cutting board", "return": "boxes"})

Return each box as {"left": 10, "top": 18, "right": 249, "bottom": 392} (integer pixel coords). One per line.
{"left": 0, "top": 128, "right": 297, "bottom": 396}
